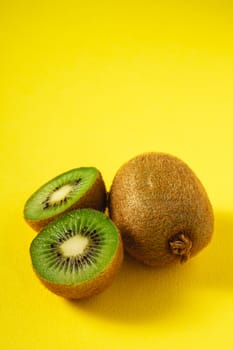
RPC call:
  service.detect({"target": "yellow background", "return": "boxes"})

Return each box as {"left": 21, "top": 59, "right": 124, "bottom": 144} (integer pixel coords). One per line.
{"left": 1, "top": 1, "right": 233, "bottom": 349}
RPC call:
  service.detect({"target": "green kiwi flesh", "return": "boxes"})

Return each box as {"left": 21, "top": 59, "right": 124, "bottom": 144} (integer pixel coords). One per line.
{"left": 30, "top": 209, "right": 123, "bottom": 299}
{"left": 108, "top": 152, "right": 214, "bottom": 266}
{"left": 24, "top": 167, "right": 107, "bottom": 231}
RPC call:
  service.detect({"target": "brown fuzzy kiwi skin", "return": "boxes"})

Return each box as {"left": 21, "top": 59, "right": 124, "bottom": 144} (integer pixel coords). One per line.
{"left": 25, "top": 172, "right": 107, "bottom": 232}
{"left": 108, "top": 152, "right": 214, "bottom": 267}
{"left": 33, "top": 231, "right": 123, "bottom": 299}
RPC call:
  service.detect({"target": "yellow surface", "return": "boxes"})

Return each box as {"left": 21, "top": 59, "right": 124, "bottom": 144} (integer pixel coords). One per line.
{"left": 1, "top": 1, "right": 233, "bottom": 349}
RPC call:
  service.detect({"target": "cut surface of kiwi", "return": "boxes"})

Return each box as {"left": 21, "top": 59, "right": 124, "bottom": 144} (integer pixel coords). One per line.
{"left": 109, "top": 152, "right": 214, "bottom": 267}
{"left": 30, "top": 209, "right": 123, "bottom": 299}
{"left": 24, "top": 167, "right": 107, "bottom": 231}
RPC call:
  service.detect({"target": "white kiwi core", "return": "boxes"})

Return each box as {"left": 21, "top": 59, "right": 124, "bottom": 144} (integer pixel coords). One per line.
{"left": 50, "top": 184, "right": 73, "bottom": 204}
{"left": 60, "top": 235, "right": 89, "bottom": 257}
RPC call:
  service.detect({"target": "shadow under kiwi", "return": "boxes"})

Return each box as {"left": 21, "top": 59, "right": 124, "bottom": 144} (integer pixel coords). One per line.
{"left": 66, "top": 254, "right": 195, "bottom": 323}
{"left": 190, "top": 210, "right": 233, "bottom": 288}
{"left": 66, "top": 210, "right": 233, "bottom": 323}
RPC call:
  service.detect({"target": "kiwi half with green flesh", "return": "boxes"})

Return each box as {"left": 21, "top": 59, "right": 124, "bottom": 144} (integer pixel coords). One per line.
{"left": 108, "top": 152, "right": 214, "bottom": 267}
{"left": 24, "top": 167, "right": 107, "bottom": 231}
{"left": 30, "top": 209, "right": 123, "bottom": 299}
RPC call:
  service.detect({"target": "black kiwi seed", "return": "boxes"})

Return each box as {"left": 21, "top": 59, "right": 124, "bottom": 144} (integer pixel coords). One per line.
{"left": 43, "top": 202, "right": 49, "bottom": 209}
{"left": 65, "top": 229, "right": 73, "bottom": 238}
{"left": 81, "top": 226, "right": 88, "bottom": 233}
{"left": 73, "top": 179, "right": 82, "bottom": 186}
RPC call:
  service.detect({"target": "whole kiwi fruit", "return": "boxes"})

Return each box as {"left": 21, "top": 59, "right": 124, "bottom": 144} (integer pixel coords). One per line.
{"left": 108, "top": 152, "right": 214, "bottom": 266}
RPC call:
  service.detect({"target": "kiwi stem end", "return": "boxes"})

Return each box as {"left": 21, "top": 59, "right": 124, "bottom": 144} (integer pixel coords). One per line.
{"left": 169, "top": 233, "right": 192, "bottom": 263}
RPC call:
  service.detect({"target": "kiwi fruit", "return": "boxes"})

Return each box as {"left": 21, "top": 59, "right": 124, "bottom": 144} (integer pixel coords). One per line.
{"left": 30, "top": 209, "right": 123, "bottom": 299}
{"left": 108, "top": 152, "right": 214, "bottom": 266}
{"left": 24, "top": 167, "right": 107, "bottom": 231}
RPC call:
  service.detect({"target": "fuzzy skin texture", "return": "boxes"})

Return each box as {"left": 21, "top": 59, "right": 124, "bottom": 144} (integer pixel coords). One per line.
{"left": 26, "top": 172, "right": 107, "bottom": 232}
{"left": 33, "top": 230, "right": 123, "bottom": 299}
{"left": 108, "top": 152, "right": 214, "bottom": 266}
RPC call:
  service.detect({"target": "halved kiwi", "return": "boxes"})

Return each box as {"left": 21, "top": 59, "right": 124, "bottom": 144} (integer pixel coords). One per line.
{"left": 109, "top": 152, "right": 214, "bottom": 266}
{"left": 24, "top": 167, "right": 107, "bottom": 231}
{"left": 30, "top": 209, "right": 123, "bottom": 299}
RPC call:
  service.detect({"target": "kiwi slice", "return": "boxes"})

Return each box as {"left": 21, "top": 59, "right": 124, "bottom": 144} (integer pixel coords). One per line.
{"left": 108, "top": 152, "right": 214, "bottom": 267}
{"left": 24, "top": 167, "right": 107, "bottom": 231}
{"left": 30, "top": 209, "right": 123, "bottom": 299}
